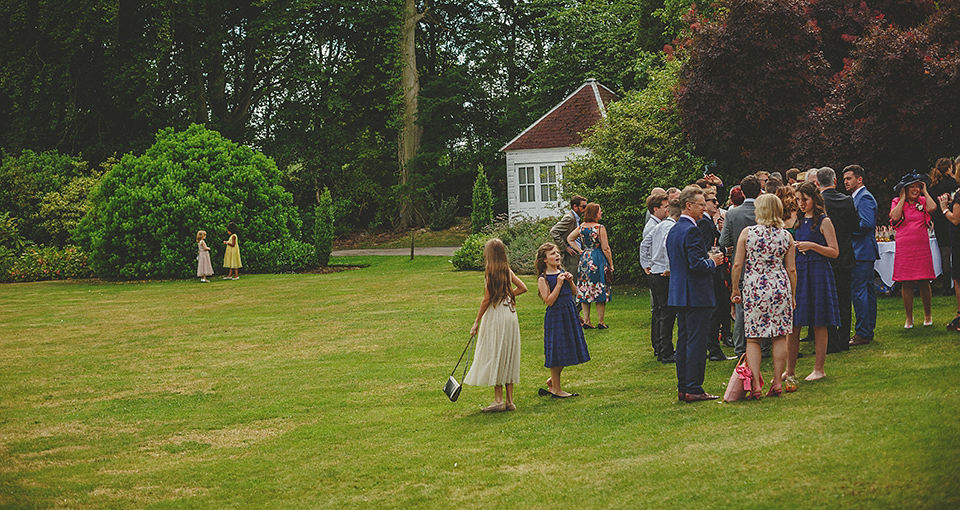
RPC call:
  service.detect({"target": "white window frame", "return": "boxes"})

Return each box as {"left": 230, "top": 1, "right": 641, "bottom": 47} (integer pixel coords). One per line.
{"left": 540, "top": 165, "right": 558, "bottom": 202}
{"left": 518, "top": 166, "right": 536, "bottom": 203}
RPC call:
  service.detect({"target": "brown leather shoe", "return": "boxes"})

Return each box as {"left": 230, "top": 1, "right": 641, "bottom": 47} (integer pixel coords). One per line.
{"left": 684, "top": 393, "right": 720, "bottom": 403}
{"left": 849, "top": 335, "right": 872, "bottom": 346}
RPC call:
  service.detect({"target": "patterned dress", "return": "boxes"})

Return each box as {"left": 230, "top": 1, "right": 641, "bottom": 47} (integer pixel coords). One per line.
{"left": 741, "top": 225, "right": 793, "bottom": 338}
{"left": 576, "top": 225, "right": 611, "bottom": 303}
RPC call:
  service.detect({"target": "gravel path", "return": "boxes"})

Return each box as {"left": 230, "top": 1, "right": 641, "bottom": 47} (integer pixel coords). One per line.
{"left": 331, "top": 246, "right": 460, "bottom": 257}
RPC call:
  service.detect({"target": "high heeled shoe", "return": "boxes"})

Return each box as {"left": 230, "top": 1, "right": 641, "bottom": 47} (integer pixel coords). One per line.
{"left": 766, "top": 384, "right": 783, "bottom": 397}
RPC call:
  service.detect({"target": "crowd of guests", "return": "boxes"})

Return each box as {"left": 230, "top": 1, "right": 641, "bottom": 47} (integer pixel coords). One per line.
{"left": 462, "top": 158, "right": 960, "bottom": 410}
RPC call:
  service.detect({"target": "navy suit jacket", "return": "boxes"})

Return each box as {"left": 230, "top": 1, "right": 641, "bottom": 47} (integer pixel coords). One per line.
{"left": 851, "top": 187, "right": 880, "bottom": 261}
{"left": 667, "top": 216, "right": 716, "bottom": 308}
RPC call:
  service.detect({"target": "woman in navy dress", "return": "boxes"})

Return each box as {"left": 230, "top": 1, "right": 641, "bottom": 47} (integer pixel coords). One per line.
{"left": 566, "top": 203, "right": 614, "bottom": 329}
{"left": 786, "top": 182, "right": 840, "bottom": 388}
{"left": 536, "top": 243, "right": 590, "bottom": 398}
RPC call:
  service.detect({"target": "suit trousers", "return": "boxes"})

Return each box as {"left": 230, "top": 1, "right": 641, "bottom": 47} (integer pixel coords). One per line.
{"left": 827, "top": 266, "right": 853, "bottom": 352}
{"left": 851, "top": 260, "right": 877, "bottom": 339}
{"left": 564, "top": 252, "right": 582, "bottom": 315}
{"left": 648, "top": 273, "right": 675, "bottom": 359}
{"left": 676, "top": 307, "right": 712, "bottom": 395}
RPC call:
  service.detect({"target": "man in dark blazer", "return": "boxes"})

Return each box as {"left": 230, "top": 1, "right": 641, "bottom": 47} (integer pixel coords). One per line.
{"left": 551, "top": 196, "right": 587, "bottom": 319}
{"left": 843, "top": 165, "right": 880, "bottom": 345}
{"left": 719, "top": 175, "right": 761, "bottom": 357}
{"left": 818, "top": 167, "right": 858, "bottom": 353}
{"left": 667, "top": 186, "right": 724, "bottom": 402}
{"left": 697, "top": 188, "right": 733, "bottom": 361}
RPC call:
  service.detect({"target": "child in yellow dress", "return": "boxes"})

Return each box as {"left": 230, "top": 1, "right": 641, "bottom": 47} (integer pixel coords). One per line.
{"left": 222, "top": 222, "right": 242, "bottom": 280}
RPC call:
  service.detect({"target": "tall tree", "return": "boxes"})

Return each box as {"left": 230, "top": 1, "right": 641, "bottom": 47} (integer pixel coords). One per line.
{"left": 398, "top": 0, "right": 427, "bottom": 228}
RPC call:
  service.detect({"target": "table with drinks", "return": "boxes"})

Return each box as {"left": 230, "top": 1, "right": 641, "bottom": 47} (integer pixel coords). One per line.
{"left": 873, "top": 226, "right": 942, "bottom": 287}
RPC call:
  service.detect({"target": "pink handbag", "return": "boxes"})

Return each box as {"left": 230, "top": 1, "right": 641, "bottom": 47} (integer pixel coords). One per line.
{"left": 723, "top": 354, "right": 763, "bottom": 402}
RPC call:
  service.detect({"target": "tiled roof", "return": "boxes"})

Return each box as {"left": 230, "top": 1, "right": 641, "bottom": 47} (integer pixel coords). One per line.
{"left": 501, "top": 79, "right": 619, "bottom": 151}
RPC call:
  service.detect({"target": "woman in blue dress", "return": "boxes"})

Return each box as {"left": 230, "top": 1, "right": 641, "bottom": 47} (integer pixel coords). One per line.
{"left": 536, "top": 243, "right": 590, "bottom": 398}
{"left": 567, "top": 203, "right": 614, "bottom": 329}
{"left": 785, "top": 182, "right": 840, "bottom": 388}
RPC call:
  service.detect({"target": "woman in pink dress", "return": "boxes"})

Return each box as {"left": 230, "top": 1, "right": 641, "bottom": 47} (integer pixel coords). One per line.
{"left": 890, "top": 172, "right": 937, "bottom": 328}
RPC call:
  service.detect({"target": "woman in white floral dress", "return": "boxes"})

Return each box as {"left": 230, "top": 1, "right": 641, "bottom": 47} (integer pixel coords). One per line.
{"left": 567, "top": 203, "right": 614, "bottom": 329}
{"left": 731, "top": 194, "right": 797, "bottom": 398}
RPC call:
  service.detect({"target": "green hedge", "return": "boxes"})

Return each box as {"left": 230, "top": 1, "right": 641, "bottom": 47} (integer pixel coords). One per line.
{"left": 1, "top": 245, "right": 94, "bottom": 283}
{"left": 77, "top": 124, "right": 312, "bottom": 278}
{"left": 452, "top": 215, "right": 556, "bottom": 274}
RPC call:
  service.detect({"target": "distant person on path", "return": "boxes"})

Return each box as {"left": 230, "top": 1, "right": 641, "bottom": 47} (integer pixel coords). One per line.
{"left": 535, "top": 243, "right": 590, "bottom": 399}
{"left": 465, "top": 238, "right": 527, "bottom": 413}
{"left": 890, "top": 171, "right": 937, "bottom": 328}
{"left": 550, "top": 195, "right": 587, "bottom": 320}
{"left": 667, "top": 186, "right": 724, "bottom": 403}
{"left": 843, "top": 165, "right": 879, "bottom": 345}
{"left": 222, "top": 222, "right": 242, "bottom": 280}
{"left": 196, "top": 230, "right": 213, "bottom": 283}
{"left": 731, "top": 194, "right": 797, "bottom": 398}
{"left": 568, "top": 203, "right": 614, "bottom": 329}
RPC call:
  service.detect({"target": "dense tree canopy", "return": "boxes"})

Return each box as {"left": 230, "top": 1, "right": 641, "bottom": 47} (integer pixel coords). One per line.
{"left": 677, "top": 0, "right": 958, "bottom": 194}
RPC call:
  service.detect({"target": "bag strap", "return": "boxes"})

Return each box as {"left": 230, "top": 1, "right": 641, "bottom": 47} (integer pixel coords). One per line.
{"left": 450, "top": 334, "right": 476, "bottom": 378}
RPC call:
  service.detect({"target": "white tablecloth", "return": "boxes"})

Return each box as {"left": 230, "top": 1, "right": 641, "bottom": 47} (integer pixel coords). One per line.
{"left": 874, "top": 239, "right": 941, "bottom": 287}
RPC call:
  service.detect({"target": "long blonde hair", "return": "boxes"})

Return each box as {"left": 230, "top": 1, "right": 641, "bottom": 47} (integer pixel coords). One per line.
{"left": 484, "top": 238, "right": 514, "bottom": 307}
{"left": 196, "top": 230, "right": 206, "bottom": 243}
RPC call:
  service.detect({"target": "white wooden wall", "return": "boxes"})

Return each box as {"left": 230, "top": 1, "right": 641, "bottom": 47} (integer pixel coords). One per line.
{"left": 504, "top": 147, "right": 589, "bottom": 220}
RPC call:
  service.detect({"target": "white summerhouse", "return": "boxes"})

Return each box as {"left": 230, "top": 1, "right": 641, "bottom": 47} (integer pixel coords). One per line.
{"left": 501, "top": 79, "right": 618, "bottom": 219}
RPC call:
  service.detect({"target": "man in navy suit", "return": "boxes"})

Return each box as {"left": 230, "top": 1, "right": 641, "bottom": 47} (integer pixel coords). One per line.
{"left": 843, "top": 165, "right": 880, "bottom": 345}
{"left": 667, "top": 186, "right": 725, "bottom": 402}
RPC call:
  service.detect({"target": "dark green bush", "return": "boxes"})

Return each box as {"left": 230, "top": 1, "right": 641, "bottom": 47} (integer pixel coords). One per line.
{"left": 471, "top": 165, "right": 493, "bottom": 234}
{"left": 77, "top": 124, "right": 312, "bottom": 278}
{"left": 2, "top": 245, "right": 94, "bottom": 283}
{"left": 314, "top": 188, "right": 334, "bottom": 267}
{"left": 429, "top": 195, "right": 459, "bottom": 231}
{"left": 0, "top": 149, "right": 91, "bottom": 245}
{"left": 451, "top": 215, "right": 555, "bottom": 274}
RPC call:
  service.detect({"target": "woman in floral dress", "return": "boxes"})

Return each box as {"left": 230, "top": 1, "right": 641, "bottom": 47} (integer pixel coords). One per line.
{"left": 567, "top": 203, "right": 614, "bottom": 329}
{"left": 731, "top": 194, "right": 797, "bottom": 398}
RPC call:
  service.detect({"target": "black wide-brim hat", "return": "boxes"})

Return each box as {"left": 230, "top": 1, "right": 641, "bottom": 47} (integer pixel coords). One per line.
{"left": 893, "top": 171, "right": 932, "bottom": 194}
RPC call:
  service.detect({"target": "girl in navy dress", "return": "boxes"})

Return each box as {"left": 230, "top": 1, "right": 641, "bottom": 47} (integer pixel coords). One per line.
{"left": 535, "top": 243, "right": 590, "bottom": 398}
{"left": 785, "top": 182, "right": 840, "bottom": 388}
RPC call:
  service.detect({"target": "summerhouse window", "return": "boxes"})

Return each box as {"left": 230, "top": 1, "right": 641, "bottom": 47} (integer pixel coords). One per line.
{"left": 540, "top": 165, "right": 557, "bottom": 202}
{"left": 518, "top": 166, "right": 536, "bottom": 202}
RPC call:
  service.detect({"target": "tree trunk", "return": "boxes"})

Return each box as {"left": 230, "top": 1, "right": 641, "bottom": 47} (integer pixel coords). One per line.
{"left": 398, "top": 0, "right": 425, "bottom": 229}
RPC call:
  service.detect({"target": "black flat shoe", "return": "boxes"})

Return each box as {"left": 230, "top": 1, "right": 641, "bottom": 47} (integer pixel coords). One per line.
{"left": 582, "top": 323, "right": 595, "bottom": 329}
{"left": 538, "top": 388, "right": 551, "bottom": 397}
{"left": 551, "top": 392, "right": 579, "bottom": 398}
{"left": 596, "top": 323, "right": 608, "bottom": 329}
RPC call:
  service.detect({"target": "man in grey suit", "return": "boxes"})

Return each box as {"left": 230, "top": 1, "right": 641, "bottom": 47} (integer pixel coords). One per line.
{"left": 719, "top": 175, "right": 761, "bottom": 357}
{"left": 551, "top": 196, "right": 587, "bottom": 316}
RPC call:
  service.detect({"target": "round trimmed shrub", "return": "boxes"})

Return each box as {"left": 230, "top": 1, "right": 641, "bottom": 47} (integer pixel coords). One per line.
{"left": 78, "top": 124, "right": 311, "bottom": 278}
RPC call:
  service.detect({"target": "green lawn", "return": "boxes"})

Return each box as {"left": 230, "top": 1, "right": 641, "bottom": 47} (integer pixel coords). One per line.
{"left": 1, "top": 256, "right": 958, "bottom": 508}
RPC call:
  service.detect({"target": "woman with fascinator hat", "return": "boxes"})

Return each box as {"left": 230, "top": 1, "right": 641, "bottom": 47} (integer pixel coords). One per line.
{"left": 890, "top": 171, "right": 937, "bottom": 328}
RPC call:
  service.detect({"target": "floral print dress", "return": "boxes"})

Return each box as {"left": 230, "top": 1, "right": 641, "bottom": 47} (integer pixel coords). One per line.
{"left": 576, "top": 226, "right": 610, "bottom": 303}
{"left": 742, "top": 224, "right": 793, "bottom": 338}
